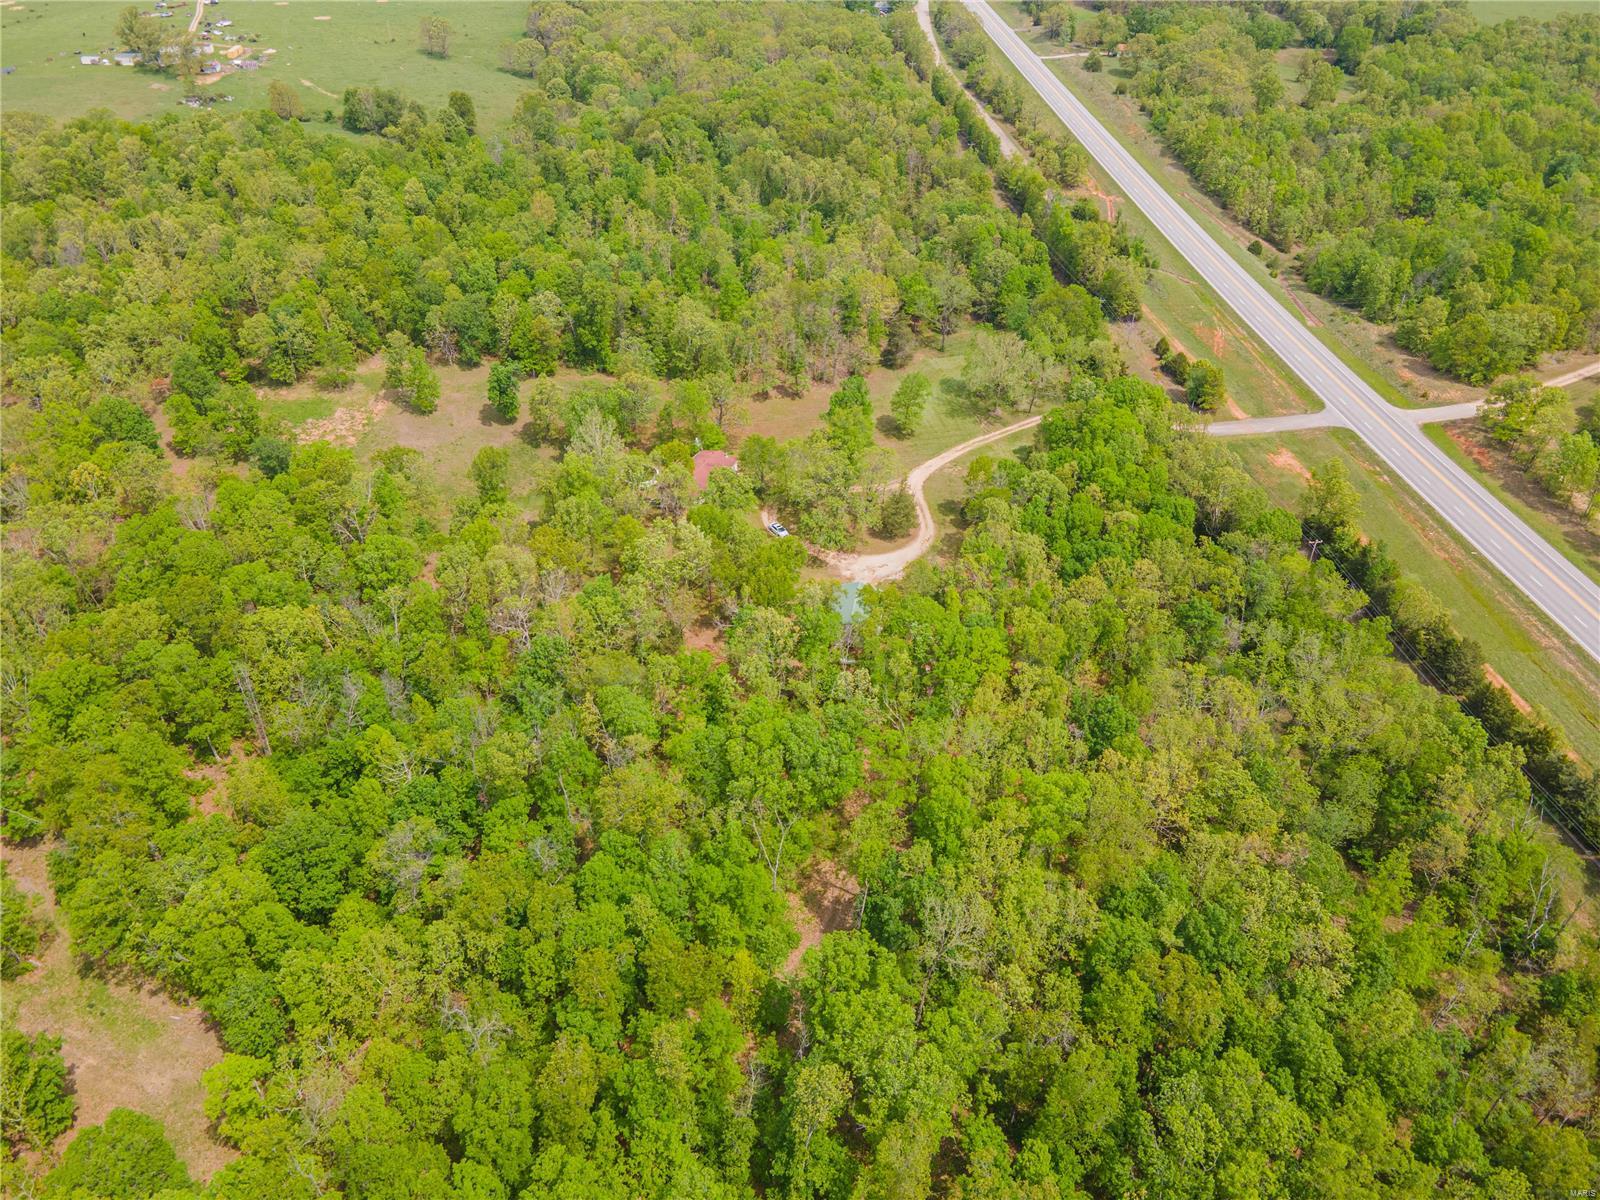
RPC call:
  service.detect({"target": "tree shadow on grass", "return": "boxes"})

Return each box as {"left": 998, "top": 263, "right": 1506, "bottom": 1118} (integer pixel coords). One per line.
{"left": 934, "top": 497, "right": 967, "bottom": 560}
{"left": 938, "top": 376, "right": 981, "bottom": 420}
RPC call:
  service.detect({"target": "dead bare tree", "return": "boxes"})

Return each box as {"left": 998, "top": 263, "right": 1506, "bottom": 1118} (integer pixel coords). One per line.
{"left": 234, "top": 661, "right": 270, "bottom": 755}
{"left": 441, "top": 995, "right": 510, "bottom": 1061}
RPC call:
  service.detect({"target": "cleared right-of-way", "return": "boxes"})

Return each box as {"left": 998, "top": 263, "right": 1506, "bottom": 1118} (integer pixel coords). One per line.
{"left": 967, "top": 0, "right": 1599, "bottom": 662}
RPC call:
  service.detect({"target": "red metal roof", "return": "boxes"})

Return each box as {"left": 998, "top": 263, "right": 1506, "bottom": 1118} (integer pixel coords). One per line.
{"left": 692, "top": 449, "right": 738, "bottom": 491}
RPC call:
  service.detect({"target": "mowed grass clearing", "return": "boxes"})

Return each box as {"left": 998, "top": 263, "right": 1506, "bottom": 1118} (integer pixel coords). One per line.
{"left": 258, "top": 323, "right": 1001, "bottom": 525}
{"left": 1466, "top": 0, "right": 1598, "bottom": 23}
{"left": 2, "top": 1, "right": 533, "bottom": 129}
{"left": 260, "top": 358, "right": 556, "bottom": 510}
{"left": 252, "top": 318, "right": 1041, "bottom": 568}
{"left": 1227, "top": 429, "right": 1600, "bottom": 767}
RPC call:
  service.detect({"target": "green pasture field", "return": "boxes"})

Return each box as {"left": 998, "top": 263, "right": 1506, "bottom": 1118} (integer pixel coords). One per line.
{"left": 2, "top": 1, "right": 531, "bottom": 129}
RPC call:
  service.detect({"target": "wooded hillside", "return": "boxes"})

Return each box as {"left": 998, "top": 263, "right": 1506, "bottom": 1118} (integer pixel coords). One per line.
{"left": 1, "top": 4, "right": 1597, "bottom": 1199}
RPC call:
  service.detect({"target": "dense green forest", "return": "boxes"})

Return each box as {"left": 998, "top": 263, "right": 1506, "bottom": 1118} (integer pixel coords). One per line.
{"left": 1093, "top": 0, "right": 1600, "bottom": 383}
{"left": 3, "top": 3, "right": 1599, "bottom": 1199}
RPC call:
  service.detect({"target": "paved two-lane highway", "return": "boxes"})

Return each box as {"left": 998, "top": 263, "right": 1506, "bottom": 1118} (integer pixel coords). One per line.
{"left": 967, "top": 1, "right": 1599, "bottom": 662}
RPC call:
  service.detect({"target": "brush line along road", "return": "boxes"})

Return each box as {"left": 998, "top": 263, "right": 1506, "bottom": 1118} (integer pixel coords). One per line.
{"left": 966, "top": 0, "right": 1600, "bottom": 662}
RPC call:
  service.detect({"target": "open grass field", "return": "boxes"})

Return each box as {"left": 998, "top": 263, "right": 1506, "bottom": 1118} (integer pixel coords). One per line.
{"left": 1466, "top": 0, "right": 1599, "bottom": 23}
{"left": 255, "top": 323, "right": 1007, "bottom": 540}
{"left": 254, "top": 320, "right": 1033, "bottom": 563}
{"left": 1226, "top": 429, "right": 1600, "bottom": 767}
{"left": 259, "top": 357, "right": 558, "bottom": 510}
{"left": 2, "top": 842, "right": 232, "bottom": 1182}
{"left": 1, "top": 0, "right": 532, "bottom": 129}
{"left": 863, "top": 328, "right": 1001, "bottom": 474}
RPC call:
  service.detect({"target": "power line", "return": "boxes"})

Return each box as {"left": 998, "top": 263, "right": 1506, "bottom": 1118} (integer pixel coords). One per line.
{"left": 1308, "top": 535, "right": 1599, "bottom": 858}
{"left": 1190, "top": 499, "right": 1597, "bottom": 857}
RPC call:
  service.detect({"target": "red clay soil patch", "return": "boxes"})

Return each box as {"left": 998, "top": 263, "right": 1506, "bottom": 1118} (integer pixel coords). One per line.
{"left": 781, "top": 859, "right": 860, "bottom": 977}
{"left": 2, "top": 843, "right": 234, "bottom": 1181}
{"left": 1267, "top": 447, "right": 1312, "bottom": 484}
{"left": 1281, "top": 284, "right": 1322, "bottom": 328}
{"left": 145, "top": 397, "right": 193, "bottom": 479}
{"left": 1447, "top": 425, "right": 1497, "bottom": 472}
{"left": 187, "top": 759, "right": 230, "bottom": 818}
{"left": 1482, "top": 664, "right": 1533, "bottom": 716}
{"left": 681, "top": 623, "right": 727, "bottom": 663}
{"left": 1082, "top": 174, "right": 1118, "bottom": 222}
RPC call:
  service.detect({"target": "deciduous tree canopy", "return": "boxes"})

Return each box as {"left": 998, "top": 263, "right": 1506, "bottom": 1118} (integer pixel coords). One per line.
{"left": 2, "top": 5, "right": 1597, "bottom": 1199}
{"left": 1117, "top": 3, "right": 1600, "bottom": 381}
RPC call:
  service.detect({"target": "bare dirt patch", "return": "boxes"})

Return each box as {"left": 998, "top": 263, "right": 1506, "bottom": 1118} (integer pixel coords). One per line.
{"left": 1082, "top": 174, "right": 1118, "bottom": 222}
{"left": 186, "top": 744, "right": 246, "bottom": 817}
{"left": 1447, "top": 424, "right": 1497, "bottom": 472}
{"left": 1267, "top": 446, "right": 1312, "bottom": 483}
{"left": 2, "top": 842, "right": 234, "bottom": 1182}
{"left": 1282, "top": 283, "right": 1322, "bottom": 328}
{"left": 781, "top": 859, "right": 860, "bottom": 977}
{"left": 681, "top": 623, "right": 727, "bottom": 663}
{"left": 299, "top": 394, "right": 390, "bottom": 446}
{"left": 300, "top": 77, "right": 337, "bottom": 98}
{"left": 1482, "top": 664, "right": 1533, "bottom": 715}
{"left": 144, "top": 395, "right": 193, "bottom": 479}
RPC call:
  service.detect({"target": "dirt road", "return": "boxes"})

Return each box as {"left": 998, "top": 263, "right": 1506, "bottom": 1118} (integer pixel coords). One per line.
{"left": 916, "top": 0, "right": 1021, "bottom": 159}
{"left": 1543, "top": 358, "right": 1600, "bottom": 389}
{"left": 804, "top": 414, "right": 1042, "bottom": 585}
{"left": 188, "top": 0, "right": 205, "bottom": 33}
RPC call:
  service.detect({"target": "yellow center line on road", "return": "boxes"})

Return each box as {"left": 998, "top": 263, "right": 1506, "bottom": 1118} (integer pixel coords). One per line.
{"left": 976, "top": 5, "right": 1600, "bottom": 626}
{"left": 1157, "top": 170, "right": 1598, "bottom": 617}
